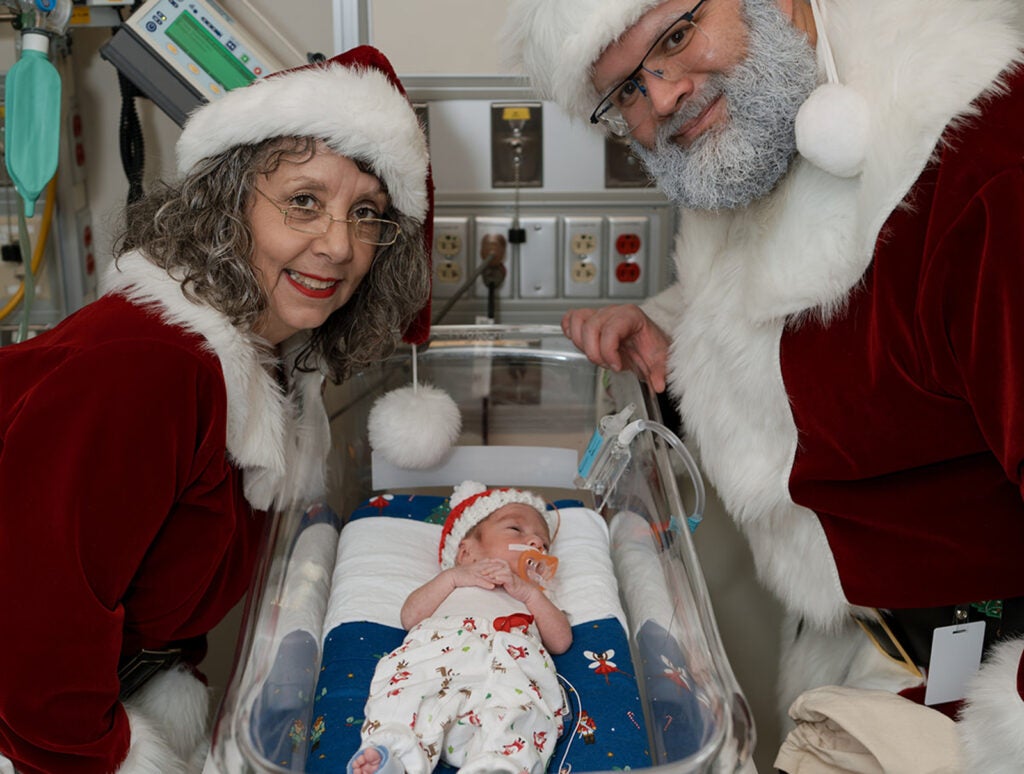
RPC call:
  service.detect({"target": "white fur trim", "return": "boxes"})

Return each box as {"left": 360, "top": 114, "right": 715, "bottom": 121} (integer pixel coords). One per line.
{"left": 119, "top": 666, "right": 210, "bottom": 773}
{"left": 368, "top": 383, "right": 462, "bottom": 470}
{"left": 503, "top": 0, "right": 662, "bottom": 123}
{"left": 958, "top": 637, "right": 1024, "bottom": 773}
{"left": 176, "top": 63, "right": 428, "bottom": 222}
{"left": 439, "top": 482, "right": 554, "bottom": 569}
{"left": 118, "top": 710, "right": 188, "bottom": 774}
{"left": 642, "top": 0, "right": 1024, "bottom": 628}
{"left": 101, "top": 252, "right": 329, "bottom": 511}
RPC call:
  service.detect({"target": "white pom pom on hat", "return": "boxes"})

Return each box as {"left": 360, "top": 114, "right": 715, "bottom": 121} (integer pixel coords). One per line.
{"left": 437, "top": 481, "right": 556, "bottom": 569}
{"left": 794, "top": 0, "right": 869, "bottom": 178}
{"left": 368, "top": 382, "right": 461, "bottom": 469}
{"left": 368, "top": 342, "right": 462, "bottom": 470}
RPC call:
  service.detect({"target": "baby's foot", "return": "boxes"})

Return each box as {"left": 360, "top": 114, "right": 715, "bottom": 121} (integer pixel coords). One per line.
{"left": 350, "top": 746, "right": 385, "bottom": 774}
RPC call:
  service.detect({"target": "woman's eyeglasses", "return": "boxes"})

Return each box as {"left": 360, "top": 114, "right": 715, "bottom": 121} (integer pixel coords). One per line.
{"left": 254, "top": 188, "right": 400, "bottom": 246}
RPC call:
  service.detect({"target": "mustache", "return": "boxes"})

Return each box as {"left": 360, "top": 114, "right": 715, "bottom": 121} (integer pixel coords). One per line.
{"left": 657, "top": 79, "right": 725, "bottom": 143}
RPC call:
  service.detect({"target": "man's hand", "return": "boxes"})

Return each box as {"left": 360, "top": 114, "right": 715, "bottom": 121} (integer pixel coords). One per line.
{"left": 562, "top": 304, "right": 671, "bottom": 392}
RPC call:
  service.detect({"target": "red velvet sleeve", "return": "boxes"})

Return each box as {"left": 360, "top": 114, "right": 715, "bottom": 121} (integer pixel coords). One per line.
{"left": 922, "top": 166, "right": 1024, "bottom": 499}
{"left": 0, "top": 337, "right": 228, "bottom": 774}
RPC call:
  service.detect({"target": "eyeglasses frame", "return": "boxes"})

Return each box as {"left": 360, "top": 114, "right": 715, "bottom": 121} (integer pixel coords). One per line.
{"left": 253, "top": 187, "right": 401, "bottom": 247}
{"left": 589, "top": 0, "right": 710, "bottom": 133}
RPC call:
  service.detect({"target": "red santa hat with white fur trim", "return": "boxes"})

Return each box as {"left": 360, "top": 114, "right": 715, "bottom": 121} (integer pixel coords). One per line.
{"left": 176, "top": 45, "right": 434, "bottom": 342}
{"left": 438, "top": 481, "right": 556, "bottom": 570}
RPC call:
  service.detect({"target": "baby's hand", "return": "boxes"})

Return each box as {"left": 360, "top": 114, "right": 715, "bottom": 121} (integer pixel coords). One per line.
{"left": 449, "top": 559, "right": 507, "bottom": 590}
{"left": 487, "top": 560, "right": 540, "bottom": 604}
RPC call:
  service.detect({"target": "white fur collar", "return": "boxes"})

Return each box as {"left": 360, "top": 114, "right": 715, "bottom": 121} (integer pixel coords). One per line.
{"left": 648, "top": 0, "right": 1024, "bottom": 628}
{"left": 101, "top": 252, "right": 328, "bottom": 511}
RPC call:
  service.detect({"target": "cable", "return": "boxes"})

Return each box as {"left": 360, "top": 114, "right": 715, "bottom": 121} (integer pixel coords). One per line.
{"left": 0, "top": 176, "right": 57, "bottom": 324}
{"left": 618, "top": 419, "right": 706, "bottom": 531}
{"left": 555, "top": 673, "right": 583, "bottom": 774}
{"left": 117, "top": 69, "right": 145, "bottom": 205}
{"left": 431, "top": 246, "right": 506, "bottom": 326}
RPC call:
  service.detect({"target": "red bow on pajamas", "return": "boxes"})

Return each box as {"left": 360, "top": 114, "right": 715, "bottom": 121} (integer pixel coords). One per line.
{"left": 493, "top": 613, "right": 534, "bottom": 634}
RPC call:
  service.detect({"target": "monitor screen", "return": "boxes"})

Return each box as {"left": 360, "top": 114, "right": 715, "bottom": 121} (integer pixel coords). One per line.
{"left": 166, "top": 11, "right": 255, "bottom": 91}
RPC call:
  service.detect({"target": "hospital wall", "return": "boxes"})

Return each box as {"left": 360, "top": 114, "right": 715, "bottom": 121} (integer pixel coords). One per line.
{"left": 1, "top": 2, "right": 784, "bottom": 769}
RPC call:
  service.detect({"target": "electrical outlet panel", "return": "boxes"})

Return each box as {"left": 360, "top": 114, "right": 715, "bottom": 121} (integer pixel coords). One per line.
{"left": 432, "top": 216, "right": 470, "bottom": 299}
{"left": 517, "top": 216, "right": 558, "bottom": 299}
{"left": 474, "top": 216, "right": 513, "bottom": 300}
{"left": 563, "top": 216, "right": 603, "bottom": 299}
{"left": 607, "top": 216, "right": 648, "bottom": 299}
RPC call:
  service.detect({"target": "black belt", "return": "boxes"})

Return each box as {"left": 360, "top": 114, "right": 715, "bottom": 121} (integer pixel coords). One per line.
{"left": 117, "top": 647, "right": 183, "bottom": 701}
{"left": 856, "top": 597, "right": 1024, "bottom": 673}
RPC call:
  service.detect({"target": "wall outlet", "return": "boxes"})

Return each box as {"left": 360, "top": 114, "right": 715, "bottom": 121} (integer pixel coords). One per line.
{"left": 432, "top": 216, "right": 470, "bottom": 299}
{"left": 564, "top": 216, "right": 603, "bottom": 298}
{"left": 474, "top": 217, "right": 513, "bottom": 299}
{"left": 607, "top": 216, "right": 648, "bottom": 299}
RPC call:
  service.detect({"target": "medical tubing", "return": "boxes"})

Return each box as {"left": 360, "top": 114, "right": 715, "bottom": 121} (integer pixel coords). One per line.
{"left": 0, "top": 176, "right": 56, "bottom": 324}
{"left": 16, "top": 206, "right": 34, "bottom": 341}
{"left": 617, "top": 419, "right": 705, "bottom": 526}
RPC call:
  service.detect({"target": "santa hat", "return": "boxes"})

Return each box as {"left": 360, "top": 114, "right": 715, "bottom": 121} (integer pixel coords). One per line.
{"left": 438, "top": 481, "right": 557, "bottom": 570}
{"left": 175, "top": 45, "right": 433, "bottom": 342}
{"left": 502, "top": 0, "right": 663, "bottom": 127}
{"left": 503, "top": 0, "right": 868, "bottom": 178}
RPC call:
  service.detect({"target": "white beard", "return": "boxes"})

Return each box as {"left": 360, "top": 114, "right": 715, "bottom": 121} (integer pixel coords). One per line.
{"left": 633, "top": 0, "right": 818, "bottom": 211}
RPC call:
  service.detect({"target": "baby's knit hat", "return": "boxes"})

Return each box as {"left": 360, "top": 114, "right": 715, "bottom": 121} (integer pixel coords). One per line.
{"left": 438, "top": 480, "right": 556, "bottom": 570}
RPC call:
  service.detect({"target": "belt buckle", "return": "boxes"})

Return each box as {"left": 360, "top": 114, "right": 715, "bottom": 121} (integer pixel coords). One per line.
{"left": 118, "top": 647, "right": 183, "bottom": 701}
{"left": 852, "top": 609, "right": 924, "bottom": 679}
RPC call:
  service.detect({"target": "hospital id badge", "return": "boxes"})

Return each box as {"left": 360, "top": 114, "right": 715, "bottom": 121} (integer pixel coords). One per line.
{"left": 924, "top": 620, "right": 984, "bottom": 705}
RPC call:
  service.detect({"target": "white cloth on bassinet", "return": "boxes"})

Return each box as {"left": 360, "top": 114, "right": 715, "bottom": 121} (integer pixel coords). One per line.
{"left": 324, "top": 506, "right": 628, "bottom": 633}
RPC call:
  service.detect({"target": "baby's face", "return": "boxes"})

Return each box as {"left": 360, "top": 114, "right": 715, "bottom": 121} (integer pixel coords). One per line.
{"left": 456, "top": 503, "right": 551, "bottom": 566}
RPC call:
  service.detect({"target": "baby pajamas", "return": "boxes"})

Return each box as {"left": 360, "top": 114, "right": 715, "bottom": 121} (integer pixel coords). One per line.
{"left": 361, "top": 587, "right": 566, "bottom": 774}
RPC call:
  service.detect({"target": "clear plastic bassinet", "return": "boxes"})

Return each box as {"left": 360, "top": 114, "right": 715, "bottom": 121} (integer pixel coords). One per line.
{"left": 208, "top": 324, "right": 755, "bottom": 773}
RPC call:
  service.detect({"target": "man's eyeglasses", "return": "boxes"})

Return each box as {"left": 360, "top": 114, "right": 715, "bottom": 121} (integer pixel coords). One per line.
{"left": 254, "top": 187, "right": 400, "bottom": 246}
{"left": 590, "top": 0, "right": 709, "bottom": 137}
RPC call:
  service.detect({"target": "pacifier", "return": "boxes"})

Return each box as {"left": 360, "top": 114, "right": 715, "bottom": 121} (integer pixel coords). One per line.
{"left": 509, "top": 544, "right": 559, "bottom": 588}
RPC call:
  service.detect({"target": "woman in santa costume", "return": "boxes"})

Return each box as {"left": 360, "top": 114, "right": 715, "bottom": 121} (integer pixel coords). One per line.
{"left": 0, "top": 46, "right": 432, "bottom": 774}
{"left": 506, "top": 0, "right": 1024, "bottom": 770}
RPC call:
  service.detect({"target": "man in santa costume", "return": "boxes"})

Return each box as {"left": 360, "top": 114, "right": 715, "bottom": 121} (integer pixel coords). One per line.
{"left": 505, "top": 0, "right": 1024, "bottom": 769}
{"left": 0, "top": 46, "right": 431, "bottom": 773}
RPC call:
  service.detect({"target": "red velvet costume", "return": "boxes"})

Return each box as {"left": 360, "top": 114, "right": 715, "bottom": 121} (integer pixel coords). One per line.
{"left": 636, "top": 2, "right": 1024, "bottom": 767}
{"left": 0, "top": 45, "right": 430, "bottom": 774}
{"left": 0, "top": 293, "right": 267, "bottom": 774}
{"left": 782, "top": 64, "right": 1024, "bottom": 609}
{"left": 0, "top": 250, "right": 333, "bottom": 774}
{"left": 504, "top": 0, "right": 1024, "bottom": 764}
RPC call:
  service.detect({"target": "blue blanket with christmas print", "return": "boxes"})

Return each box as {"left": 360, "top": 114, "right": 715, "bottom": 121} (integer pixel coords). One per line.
{"left": 295, "top": 493, "right": 651, "bottom": 773}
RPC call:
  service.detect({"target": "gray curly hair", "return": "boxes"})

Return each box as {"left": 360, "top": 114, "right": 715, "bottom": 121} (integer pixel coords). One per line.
{"left": 114, "top": 136, "right": 430, "bottom": 384}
